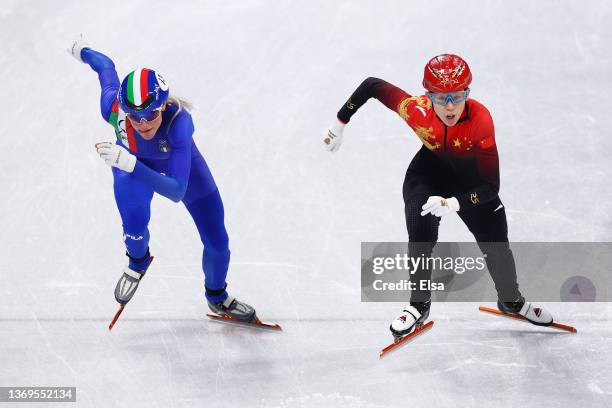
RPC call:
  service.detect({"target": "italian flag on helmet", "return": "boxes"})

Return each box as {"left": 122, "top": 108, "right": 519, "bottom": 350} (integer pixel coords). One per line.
{"left": 118, "top": 67, "right": 169, "bottom": 117}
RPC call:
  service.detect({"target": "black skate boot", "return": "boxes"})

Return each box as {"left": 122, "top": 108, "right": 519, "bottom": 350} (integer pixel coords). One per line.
{"left": 389, "top": 300, "right": 431, "bottom": 338}
{"left": 497, "top": 296, "right": 524, "bottom": 314}
{"left": 208, "top": 295, "right": 256, "bottom": 322}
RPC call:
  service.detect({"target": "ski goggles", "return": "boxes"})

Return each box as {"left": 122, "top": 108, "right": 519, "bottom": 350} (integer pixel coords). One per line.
{"left": 127, "top": 107, "right": 162, "bottom": 123}
{"left": 426, "top": 89, "right": 470, "bottom": 106}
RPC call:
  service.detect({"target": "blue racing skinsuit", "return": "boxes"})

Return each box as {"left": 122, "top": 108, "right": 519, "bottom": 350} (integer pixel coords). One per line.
{"left": 82, "top": 48, "right": 229, "bottom": 303}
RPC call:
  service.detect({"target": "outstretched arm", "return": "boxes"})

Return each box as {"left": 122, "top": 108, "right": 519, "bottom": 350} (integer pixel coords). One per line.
{"left": 324, "top": 77, "right": 411, "bottom": 152}
{"left": 337, "top": 77, "right": 411, "bottom": 124}
{"left": 69, "top": 35, "right": 120, "bottom": 122}
{"left": 81, "top": 49, "right": 120, "bottom": 123}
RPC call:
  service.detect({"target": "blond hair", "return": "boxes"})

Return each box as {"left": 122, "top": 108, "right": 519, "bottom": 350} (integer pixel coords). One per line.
{"left": 166, "top": 95, "right": 194, "bottom": 112}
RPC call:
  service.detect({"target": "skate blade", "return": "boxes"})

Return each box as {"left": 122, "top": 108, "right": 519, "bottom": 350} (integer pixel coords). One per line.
{"left": 108, "top": 304, "right": 125, "bottom": 331}
{"left": 206, "top": 312, "right": 282, "bottom": 331}
{"left": 108, "top": 257, "right": 154, "bottom": 332}
{"left": 379, "top": 320, "right": 434, "bottom": 358}
{"left": 479, "top": 306, "right": 577, "bottom": 333}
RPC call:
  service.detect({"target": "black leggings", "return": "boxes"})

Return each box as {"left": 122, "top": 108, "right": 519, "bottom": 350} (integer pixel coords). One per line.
{"left": 403, "top": 168, "right": 522, "bottom": 303}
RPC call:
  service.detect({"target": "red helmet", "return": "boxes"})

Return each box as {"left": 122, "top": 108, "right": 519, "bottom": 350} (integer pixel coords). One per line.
{"left": 423, "top": 54, "right": 472, "bottom": 92}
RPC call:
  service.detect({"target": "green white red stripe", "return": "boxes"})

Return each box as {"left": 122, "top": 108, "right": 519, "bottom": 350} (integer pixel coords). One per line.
{"left": 126, "top": 68, "right": 150, "bottom": 106}
{"left": 108, "top": 99, "right": 119, "bottom": 124}
{"left": 107, "top": 99, "right": 138, "bottom": 153}
{"left": 125, "top": 115, "right": 138, "bottom": 152}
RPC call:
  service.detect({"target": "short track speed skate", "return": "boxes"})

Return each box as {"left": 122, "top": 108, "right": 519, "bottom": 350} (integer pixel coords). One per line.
{"left": 108, "top": 256, "right": 154, "bottom": 331}
{"left": 207, "top": 295, "right": 281, "bottom": 331}
{"left": 479, "top": 300, "right": 577, "bottom": 333}
{"left": 380, "top": 303, "right": 434, "bottom": 358}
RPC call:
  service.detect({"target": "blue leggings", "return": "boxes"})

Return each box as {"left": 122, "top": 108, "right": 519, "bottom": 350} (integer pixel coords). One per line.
{"left": 112, "top": 163, "right": 229, "bottom": 303}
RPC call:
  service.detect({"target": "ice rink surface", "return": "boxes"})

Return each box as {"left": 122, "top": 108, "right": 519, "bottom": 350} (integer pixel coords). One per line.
{"left": 1, "top": 0, "right": 611, "bottom": 407}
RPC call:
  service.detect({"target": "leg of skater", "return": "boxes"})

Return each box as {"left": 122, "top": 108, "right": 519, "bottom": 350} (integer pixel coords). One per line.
{"left": 389, "top": 169, "right": 442, "bottom": 337}
{"left": 112, "top": 167, "right": 154, "bottom": 304}
{"left": 185, "top": 190, "right": 255, "bottom": 322}
{"left": 459, "top": 200, "right": 553, "bottom": 326}
{"left": 182, "top": 153, "right": 256, "bottom": 322}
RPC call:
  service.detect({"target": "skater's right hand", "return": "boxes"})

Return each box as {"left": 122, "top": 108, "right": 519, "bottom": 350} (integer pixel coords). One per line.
{"left": 95, "top": 142, "right": 137, "bottom": 173}
{"left": 68, "top": 33, "right": 89, "bottom": 63}
{"left": 324, "top": 118, "right": 345, "bottom": 152}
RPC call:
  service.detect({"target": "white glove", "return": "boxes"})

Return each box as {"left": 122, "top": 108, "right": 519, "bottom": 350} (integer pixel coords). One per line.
{"left": 68, "top": 33, "right": 89, "bottom": 63}
{"left": 324, "top": 118, "right": 345, "bottom": 152}
{"left": 421, "top": 196, "right": 460, "bottom": 217}
{"left": 95, "top": 142, "right": 137, "bottom": 173}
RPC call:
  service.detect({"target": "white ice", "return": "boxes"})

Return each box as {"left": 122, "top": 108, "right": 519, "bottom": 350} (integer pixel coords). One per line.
{"left": 1, "top": 1, "right": 611, "bottom": 407}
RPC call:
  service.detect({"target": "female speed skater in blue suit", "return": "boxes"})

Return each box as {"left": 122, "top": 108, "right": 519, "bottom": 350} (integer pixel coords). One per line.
{"left": 69, "top": 35, "right": 256, "bottom": 322}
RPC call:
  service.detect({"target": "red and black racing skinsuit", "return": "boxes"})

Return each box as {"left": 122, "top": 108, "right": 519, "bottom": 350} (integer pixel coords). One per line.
{"left": 338, "top": 77, "right": 523, "bottom": 304}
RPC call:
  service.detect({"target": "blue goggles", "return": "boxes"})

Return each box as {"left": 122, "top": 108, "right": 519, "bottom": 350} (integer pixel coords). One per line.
{"left": 426, "top": 89, "right": 470, "bottom": 105}
{"left": 127, "top": 107, "right": 162, "bottom": 123}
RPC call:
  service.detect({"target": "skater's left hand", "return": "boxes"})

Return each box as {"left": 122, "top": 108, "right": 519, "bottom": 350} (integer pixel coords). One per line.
{"left": 95, "top": 142, "right": 137, "bottom": 173}
{"left": 421, "top": 196, "right": 460, "bottom": 217}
